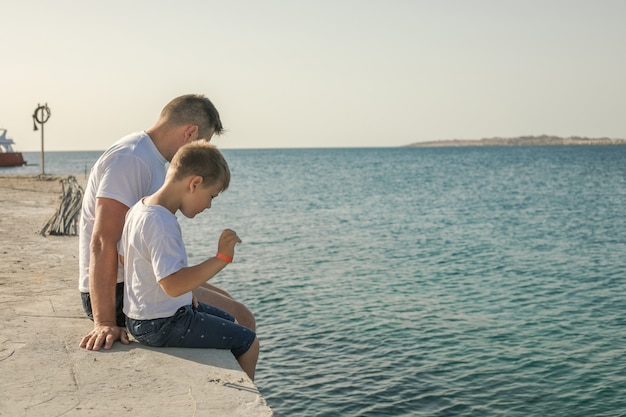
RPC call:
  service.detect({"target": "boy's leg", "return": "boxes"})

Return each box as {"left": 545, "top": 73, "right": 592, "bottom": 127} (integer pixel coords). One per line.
{"left": 237, "top": 337, "right": 260, "bottom": 381}
{"left": 191, "top": 303, "right": 259, "bottom": 382}
{"left": 176, "top": 304, "right": 256, "bottom": 351}
{"left": 194, "top": 284, "right": 256, "bottom": 331}
{"left": 127, "top": 304, "right": 259, "bottom": 380}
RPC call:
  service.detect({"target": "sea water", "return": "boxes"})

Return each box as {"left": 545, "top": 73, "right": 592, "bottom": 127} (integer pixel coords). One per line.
{"left": 0, "top": 150, "right": 101, "bottom": 178}
{"left": 4, "top": 146, "right": 625, "bottom": 416}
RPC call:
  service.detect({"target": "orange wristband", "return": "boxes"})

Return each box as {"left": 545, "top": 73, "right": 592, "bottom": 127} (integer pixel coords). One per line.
{"left": 216, "top": 252, "right": 233, "bottom": 263}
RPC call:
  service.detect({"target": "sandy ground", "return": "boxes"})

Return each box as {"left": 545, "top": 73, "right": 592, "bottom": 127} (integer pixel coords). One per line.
{"left": 0, "top": 175, "right": 272, "bottom": 417}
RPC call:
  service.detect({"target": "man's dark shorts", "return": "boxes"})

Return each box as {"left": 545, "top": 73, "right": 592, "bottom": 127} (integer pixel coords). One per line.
{"left": 80, "top": 282, "right": 126, "bottom": 327}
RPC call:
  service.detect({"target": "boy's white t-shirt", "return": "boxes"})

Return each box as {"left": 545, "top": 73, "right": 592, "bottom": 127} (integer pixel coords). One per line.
{"left": 121, "top": 200, "right": 192, "bottom": 320}
{"left": 78, "top": 132, "right": 167, "bottom": 293}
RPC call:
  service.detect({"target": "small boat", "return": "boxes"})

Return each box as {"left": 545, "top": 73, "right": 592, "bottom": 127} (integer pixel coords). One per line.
{"left": 0, "top": 128, "right": 27, "bottom": 167}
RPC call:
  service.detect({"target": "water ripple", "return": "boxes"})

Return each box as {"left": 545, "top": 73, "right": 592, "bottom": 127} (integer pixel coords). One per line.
{"left": 179, "top": 147, "right": 626, "bottom": 416}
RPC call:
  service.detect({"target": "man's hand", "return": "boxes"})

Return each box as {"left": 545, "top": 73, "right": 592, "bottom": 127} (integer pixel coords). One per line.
{"left": 79, "top": 324, "right": 129, "bottom": 351}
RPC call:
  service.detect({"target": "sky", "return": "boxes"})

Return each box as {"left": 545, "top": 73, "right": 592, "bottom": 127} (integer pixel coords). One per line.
{"left": 1, "top": 0, "right": 625, "bottom": 151}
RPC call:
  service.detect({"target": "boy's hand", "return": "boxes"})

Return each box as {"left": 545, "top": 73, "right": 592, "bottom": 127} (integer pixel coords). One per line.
{"left": 217, "top": 229, "right": 242, "bottom": 258}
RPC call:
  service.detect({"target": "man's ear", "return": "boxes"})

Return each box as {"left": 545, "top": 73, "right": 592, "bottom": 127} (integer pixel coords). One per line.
{"left": 183, "top": 125, "right": 199, "bottom": 143}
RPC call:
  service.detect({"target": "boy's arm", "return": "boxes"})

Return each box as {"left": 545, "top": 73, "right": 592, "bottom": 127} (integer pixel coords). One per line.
{"left": 160, "top": 256, "right": 231, "bottom": 298}
{"left": 160, "top": 229, "right": 241, "bottom": 298}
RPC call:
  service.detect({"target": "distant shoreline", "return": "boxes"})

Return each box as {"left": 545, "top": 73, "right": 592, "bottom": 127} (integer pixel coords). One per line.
{"left": 406, "top": 135, "right": 626, "bottom": 147}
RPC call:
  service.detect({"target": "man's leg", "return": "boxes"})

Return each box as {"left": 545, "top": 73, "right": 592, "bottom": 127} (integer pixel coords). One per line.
{"left": 80, "top": 282, "right": 126, "bottom": 327}
{"left": 193, "top": 283, "right": 256, "bottom": 331}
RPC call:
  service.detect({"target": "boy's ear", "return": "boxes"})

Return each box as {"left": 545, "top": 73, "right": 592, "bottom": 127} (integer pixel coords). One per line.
{"left": 189, "top": 175, "right": 204, "bottom": 191}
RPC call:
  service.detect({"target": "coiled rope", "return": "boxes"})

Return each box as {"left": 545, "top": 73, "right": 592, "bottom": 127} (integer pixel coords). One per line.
{"left": 40, "top": 176, "right": 84, "bottom": 236}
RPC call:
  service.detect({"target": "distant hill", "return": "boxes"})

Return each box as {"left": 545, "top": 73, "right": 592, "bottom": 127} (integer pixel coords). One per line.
{"left": 406, "top": 135, "right": 626, "bottom": 147}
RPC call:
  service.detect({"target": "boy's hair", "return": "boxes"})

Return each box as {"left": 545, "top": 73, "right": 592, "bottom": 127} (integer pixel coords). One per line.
{"left": 161, "top": 94, "right": 224, "bottom": 139}
{"left": 169, "top": 142, "right": 230, "bottom": 191}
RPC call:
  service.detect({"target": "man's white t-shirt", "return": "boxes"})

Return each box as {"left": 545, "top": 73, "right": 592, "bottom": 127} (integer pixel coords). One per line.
{"left": 121, "top": 200, "right": 192, "bottom": 320}
{"left": 78, "top": 132, "right": 167, "bottom": 293}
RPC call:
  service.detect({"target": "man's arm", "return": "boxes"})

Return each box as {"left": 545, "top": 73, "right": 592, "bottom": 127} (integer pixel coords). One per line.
{"left": 79, "top": 197, "right": 130, "bottom": 350}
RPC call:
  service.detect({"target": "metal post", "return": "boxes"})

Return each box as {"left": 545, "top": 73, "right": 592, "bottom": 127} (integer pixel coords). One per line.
{"left": 41, "top": 115, "right": 45, "bottom": 174}
{"left": 32, "top": 103, "right": 51, "bottom": 176}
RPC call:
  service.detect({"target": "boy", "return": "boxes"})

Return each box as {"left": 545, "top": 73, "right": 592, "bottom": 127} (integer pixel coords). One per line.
{"left": 120, "top": 141, "right": 259, "bottom": 380}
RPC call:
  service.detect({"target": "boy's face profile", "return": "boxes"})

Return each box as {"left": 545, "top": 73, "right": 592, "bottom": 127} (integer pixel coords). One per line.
{"left": 180, "top": 178, "right": 223, "bottom": 219}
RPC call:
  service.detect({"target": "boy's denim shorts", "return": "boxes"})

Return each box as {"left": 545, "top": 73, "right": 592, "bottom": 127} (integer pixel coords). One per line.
{"left": 126, "top": 303, "right": 256, "bottom": 358}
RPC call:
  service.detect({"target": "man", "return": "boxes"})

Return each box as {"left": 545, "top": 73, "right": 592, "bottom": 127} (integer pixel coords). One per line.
{"left": 78, "top": 94, "right": 255, "bottom": 351}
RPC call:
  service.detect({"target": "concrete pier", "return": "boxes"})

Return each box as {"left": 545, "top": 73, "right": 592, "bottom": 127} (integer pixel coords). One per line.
{"left": 0, "top": 175, "right": 273, "bottom": 416}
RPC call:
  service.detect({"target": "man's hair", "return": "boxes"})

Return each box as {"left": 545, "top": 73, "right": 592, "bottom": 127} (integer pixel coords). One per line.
{"left": 169, "top": 142, "right": 230, "bottom": 191}
{"left": 161, "top": 94, "right": 224, "bottom": 139}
